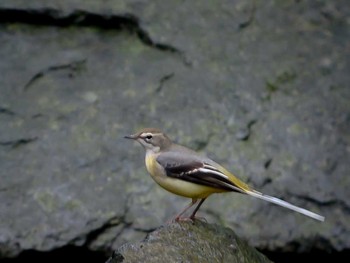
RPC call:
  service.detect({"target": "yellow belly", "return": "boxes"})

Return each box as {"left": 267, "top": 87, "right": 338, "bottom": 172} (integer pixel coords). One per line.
{"left": 153, "top": 176, "right": 224, "bottom": 199}
{"left": 145, "top": 153, "right": 225, "bottom": 199}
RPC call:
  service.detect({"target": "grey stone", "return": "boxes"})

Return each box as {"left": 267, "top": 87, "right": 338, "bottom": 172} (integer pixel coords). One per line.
{"left": 107, "top": 222, "right": 273, "bottom": 263}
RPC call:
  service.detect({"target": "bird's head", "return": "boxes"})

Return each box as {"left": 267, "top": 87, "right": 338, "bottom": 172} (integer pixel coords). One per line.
{"left": 124, "top": 128, "right": 172, "bottom": 153}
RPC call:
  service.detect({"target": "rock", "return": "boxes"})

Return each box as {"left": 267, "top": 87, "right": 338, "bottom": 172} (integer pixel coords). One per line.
{"left": 0, "top": 0, "right": 349, "bottom": 260}
{"left": 107, "top": 221, "right": 272, "bottom": 263}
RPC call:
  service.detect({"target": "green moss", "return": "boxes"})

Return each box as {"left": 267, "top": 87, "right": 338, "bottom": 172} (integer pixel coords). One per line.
{"left": 276, "top": 70, "right": 297, "bottom": 84}
{"left": 65, "top": 198, "right": 83, "bottom": 210}
{"left": 266, "top": 80, "right": 279, "bottom": 93}
{"left": 33, "top": 189, "right": 59, "bottom": 213}
{"left": 287, "top": 123, "right": 308, "bottom": 135}
{"left": 265, "top": 69, "right": 297, "bottom": 98}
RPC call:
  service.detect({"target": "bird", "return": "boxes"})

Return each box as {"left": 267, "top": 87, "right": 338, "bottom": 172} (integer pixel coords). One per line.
{"left": 124, "top": 128, "right": 325, "bottom": 222}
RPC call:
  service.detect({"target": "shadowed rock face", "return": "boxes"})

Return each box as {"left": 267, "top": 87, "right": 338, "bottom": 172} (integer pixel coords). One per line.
{"left": 0, "top": 0, "right": 349, "bottom": 260}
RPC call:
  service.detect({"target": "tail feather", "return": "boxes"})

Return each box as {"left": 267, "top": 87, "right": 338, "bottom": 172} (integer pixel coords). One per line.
{"left": 246, "top": 190, "right": 325, "bottom": 222}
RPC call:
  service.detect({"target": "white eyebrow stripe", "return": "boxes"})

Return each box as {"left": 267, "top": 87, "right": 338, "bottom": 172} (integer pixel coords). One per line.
{"left": 140, "top": 132, "right": 162, "bottom": 138}
{"left": 197, "top": 167, "right": 229, "bottom": 179}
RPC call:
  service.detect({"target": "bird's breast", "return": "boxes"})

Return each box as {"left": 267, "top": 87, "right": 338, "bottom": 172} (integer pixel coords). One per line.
{"left": 145, "top": 152, "right": 162, "bottom": 177}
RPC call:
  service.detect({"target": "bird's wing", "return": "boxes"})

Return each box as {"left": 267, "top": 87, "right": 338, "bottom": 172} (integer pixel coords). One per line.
{"left": 156, "top": 152, "right": 247, "bottom": 193}
{"left": 156, "top": 150, "right": 325, "bottom": 222}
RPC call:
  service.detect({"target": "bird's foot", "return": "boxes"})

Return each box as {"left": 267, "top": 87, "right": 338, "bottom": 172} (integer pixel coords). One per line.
{"left": 175, "top": 216, "right": 194, "bottom": 222}
{"left": 189, "top": 215, "right": 207, "bottom": 223}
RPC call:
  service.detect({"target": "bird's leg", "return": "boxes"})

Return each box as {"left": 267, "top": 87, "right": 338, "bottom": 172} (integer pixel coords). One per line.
{"left": 189, "top": 198, "right": 207, "bottom": 220}
{"left": 173, "top": 199, "right": 198, "bottom": 222}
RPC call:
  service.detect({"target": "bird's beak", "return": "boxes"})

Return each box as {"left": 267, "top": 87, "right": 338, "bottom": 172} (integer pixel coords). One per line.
{"left": 124, "top": 133, "right": 138, "bottom": 140}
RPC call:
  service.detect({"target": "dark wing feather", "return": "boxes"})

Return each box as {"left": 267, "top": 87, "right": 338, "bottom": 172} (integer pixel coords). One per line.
{"left": 156, "top": 152, "right": 241, "bottom": 192}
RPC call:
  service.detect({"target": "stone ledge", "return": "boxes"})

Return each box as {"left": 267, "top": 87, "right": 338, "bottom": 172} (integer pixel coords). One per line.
{"left": 107, "top": 221, "right": 272, "bottom": 263}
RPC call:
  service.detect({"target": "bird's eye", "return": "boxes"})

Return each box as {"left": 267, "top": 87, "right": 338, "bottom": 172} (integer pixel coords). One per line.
{"left": 145, "top": 135, "right": 153, "bottom": 140}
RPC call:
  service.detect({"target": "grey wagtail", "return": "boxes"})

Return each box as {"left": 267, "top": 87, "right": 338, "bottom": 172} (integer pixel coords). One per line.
{"left": 125, "top": 128, "right": 325, "bottom": 222}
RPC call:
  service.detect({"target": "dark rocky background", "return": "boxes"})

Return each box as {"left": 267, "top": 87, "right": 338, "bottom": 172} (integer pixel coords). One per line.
{"left": 0, "top": 0, "right": 349, "bottom": 262}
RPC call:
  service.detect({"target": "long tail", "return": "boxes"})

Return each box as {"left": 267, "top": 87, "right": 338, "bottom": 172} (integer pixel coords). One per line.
{"left": 246, "top": 190, "right": 325, "bottom": 222}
